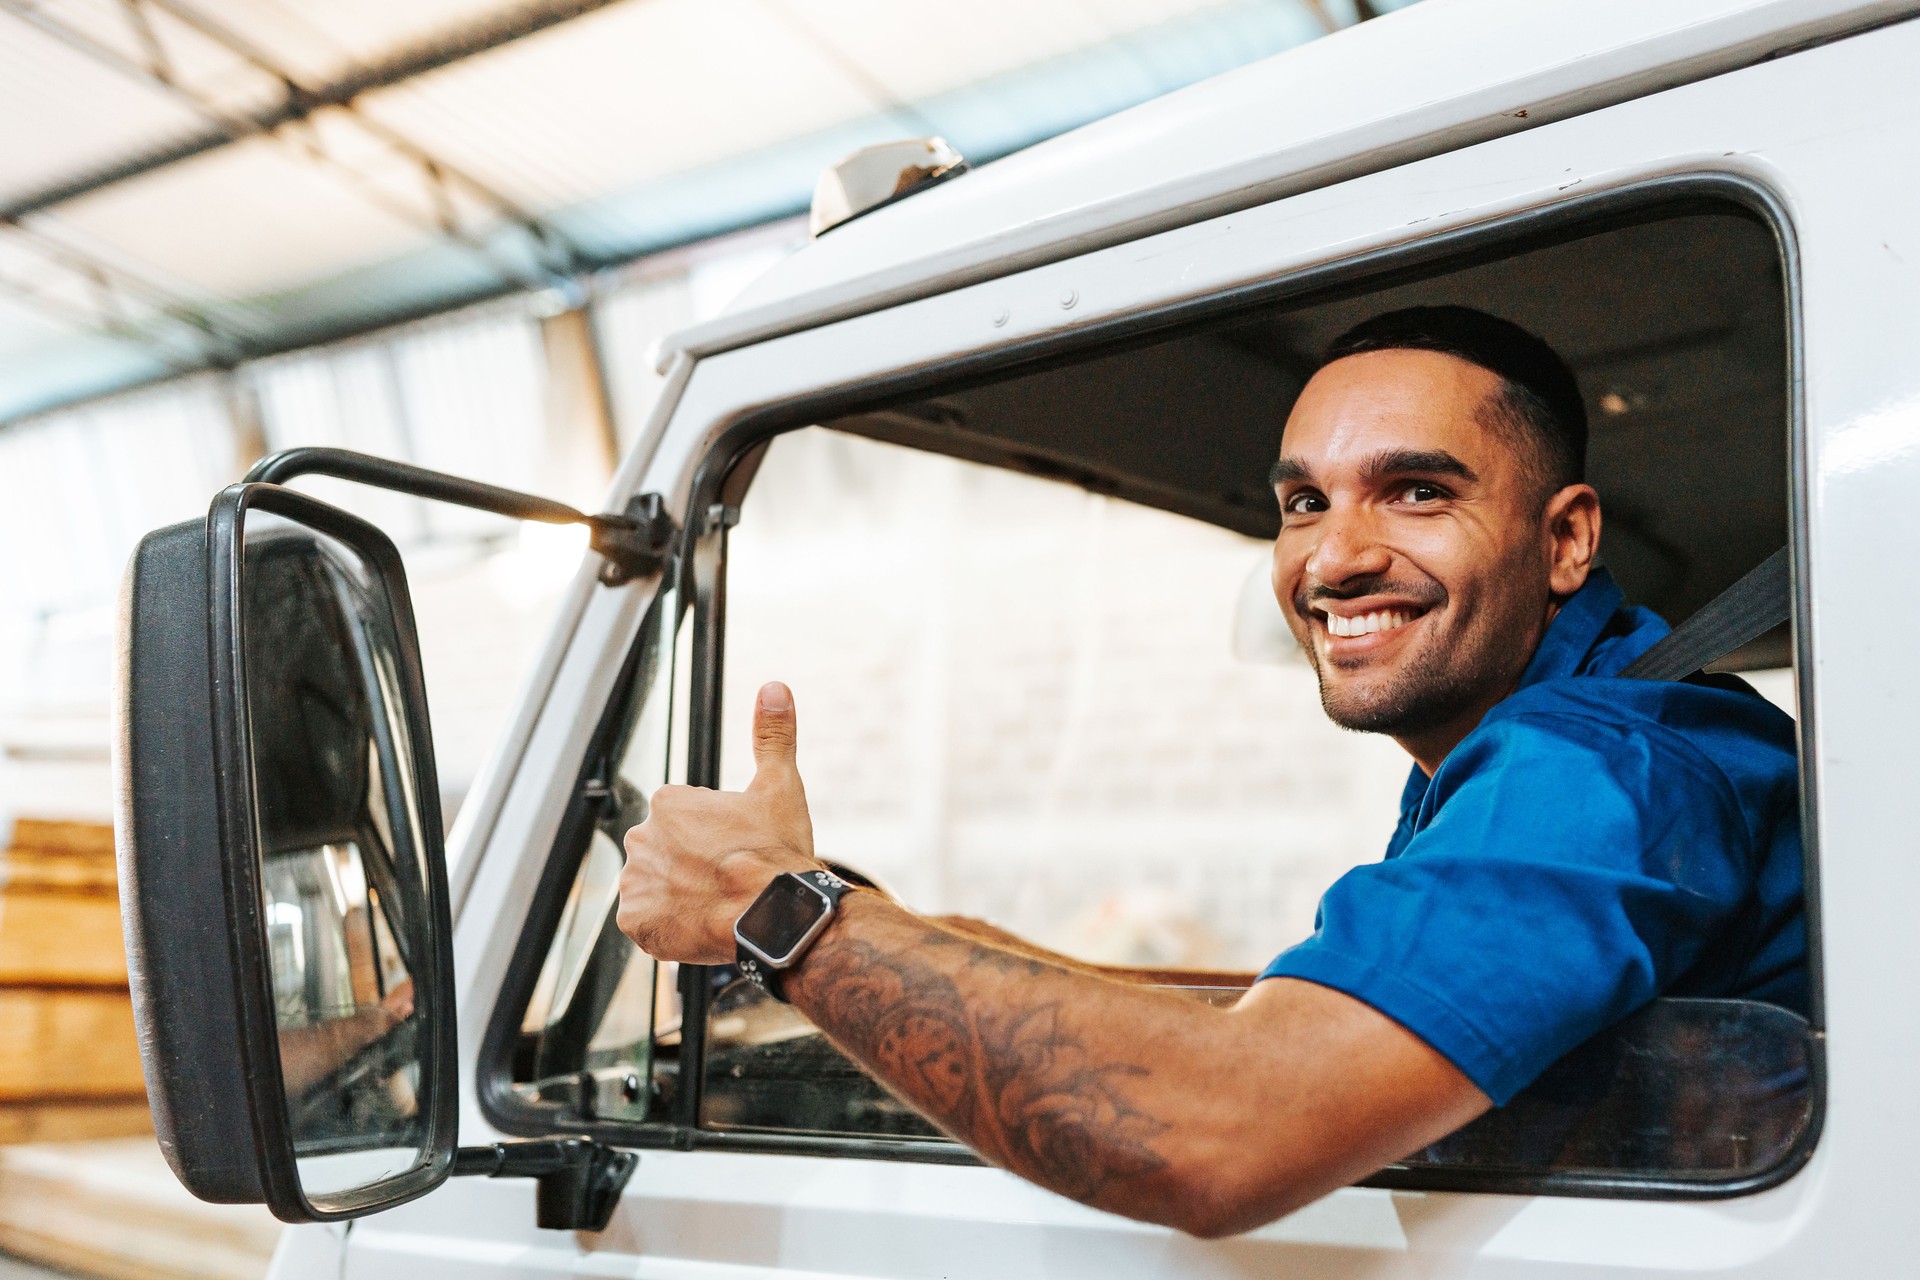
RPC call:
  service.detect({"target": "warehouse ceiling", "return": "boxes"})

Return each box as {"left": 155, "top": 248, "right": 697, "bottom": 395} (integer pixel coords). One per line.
{"left": 0, "top": 0, "right": 1408, "bottom": 424}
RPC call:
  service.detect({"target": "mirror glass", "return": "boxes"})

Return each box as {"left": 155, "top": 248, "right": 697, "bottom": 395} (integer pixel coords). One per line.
{"left": 240, "top": 513, "right": 439, "bottom": 1206}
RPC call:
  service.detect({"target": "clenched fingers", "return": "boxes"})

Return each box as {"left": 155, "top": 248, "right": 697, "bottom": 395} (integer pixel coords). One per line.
{"left": 616, "top": 779, "right": 817, "bottom": 964}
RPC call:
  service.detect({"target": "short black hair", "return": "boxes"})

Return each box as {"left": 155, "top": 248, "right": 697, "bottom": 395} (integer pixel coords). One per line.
{"left": 1320, "top": 305, "right": 1587, "bottom": 493}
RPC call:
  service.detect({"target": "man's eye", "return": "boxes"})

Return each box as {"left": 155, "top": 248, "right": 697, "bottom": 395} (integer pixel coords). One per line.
{"left": 1283, "top": 492, "right": 1327, "bottom": 515}
{"left": 1398, "top": 482, "right": 1446, "bottom": 504}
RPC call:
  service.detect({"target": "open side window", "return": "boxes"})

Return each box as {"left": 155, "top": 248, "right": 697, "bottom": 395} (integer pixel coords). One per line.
{"left": 483, "top": 189, "right": 1818, "bottom": 1197}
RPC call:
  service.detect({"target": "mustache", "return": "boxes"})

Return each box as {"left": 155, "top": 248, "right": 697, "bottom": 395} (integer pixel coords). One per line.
{"left": 1294, "top": 575, "right": 1447, "bottom": 617}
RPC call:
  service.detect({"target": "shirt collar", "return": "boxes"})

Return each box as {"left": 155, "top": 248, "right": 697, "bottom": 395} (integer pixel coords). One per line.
{"left": 1390, "top": 569, "right": 1653, "bottom": 828}
{"left": 1514, "top": 568, "right": 1627, "bottom": 690}
{"left": 1390, "top": 571, "right": 1643, "bottom": 832}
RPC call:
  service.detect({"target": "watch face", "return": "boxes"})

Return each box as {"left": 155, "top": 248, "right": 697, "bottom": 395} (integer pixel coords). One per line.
{"left": 736, "top": 874, "right": 830, "bottom": 963}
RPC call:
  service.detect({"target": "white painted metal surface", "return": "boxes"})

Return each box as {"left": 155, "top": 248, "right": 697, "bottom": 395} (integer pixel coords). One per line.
{"left": 331, "top": 9, "right": 1920, "bottom": 1278}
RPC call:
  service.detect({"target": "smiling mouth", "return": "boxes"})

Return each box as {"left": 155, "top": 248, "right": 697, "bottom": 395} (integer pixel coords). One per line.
{"left": 1316, "top": 606, "right": 1426, "bottom": 638}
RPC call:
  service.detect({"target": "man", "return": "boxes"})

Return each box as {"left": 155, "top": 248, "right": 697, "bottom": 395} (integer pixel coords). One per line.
{"left": 616, "top": 306, "right": 1805, "bottom": 1237}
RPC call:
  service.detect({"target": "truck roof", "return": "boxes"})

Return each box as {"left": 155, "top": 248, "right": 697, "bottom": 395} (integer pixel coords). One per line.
{"left": 657, "top": 0, "right": 1914, "bottom": 373}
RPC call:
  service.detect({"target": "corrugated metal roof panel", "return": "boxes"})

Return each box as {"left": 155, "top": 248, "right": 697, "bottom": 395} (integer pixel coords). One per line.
{"left": 773, "top": 0, "right": 1231, "bottom": 103}
{"left": 358, "top": 0, "right": 886, "bottom": 214}
{"left": 0, "top": 0, "right": 1372, "bottom": 421}
{"left": 0, "top": 294, "right": 178, "bottom": 417}
{"left": 0, "top": 17, "right": 207, "bottom": 204}
{"left": 175, "top": 0, "right": 529, "bottom": 84}
{"left": 37, "top": 131, "right": 461, "bottom": 300}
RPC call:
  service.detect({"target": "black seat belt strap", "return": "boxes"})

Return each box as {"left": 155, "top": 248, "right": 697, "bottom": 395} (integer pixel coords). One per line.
{"left": 1618, "top": 546, "right": 1792, "bottom": 682}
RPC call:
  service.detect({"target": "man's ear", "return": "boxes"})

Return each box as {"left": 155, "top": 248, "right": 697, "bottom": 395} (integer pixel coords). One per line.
{"left": 1544, "top": 483, "right": 1602, "bottom": 598}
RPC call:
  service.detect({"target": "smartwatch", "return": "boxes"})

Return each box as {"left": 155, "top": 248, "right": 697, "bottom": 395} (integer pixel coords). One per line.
{"left": 734, "top": 868, "right": 853, "bottom": 1002}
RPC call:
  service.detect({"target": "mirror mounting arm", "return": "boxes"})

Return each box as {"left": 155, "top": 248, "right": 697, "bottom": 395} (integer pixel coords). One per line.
{"left": 243, "top": 447, "right": 676, "bottom": 586}
{"left": 587, "top": 492, "right": 676, "bottom": 586}
{"left": 452, "top": 1139, "right": 638, "bottom": 1231}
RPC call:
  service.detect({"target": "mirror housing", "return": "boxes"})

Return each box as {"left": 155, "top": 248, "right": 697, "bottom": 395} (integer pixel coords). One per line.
{"left": 115, "top": 482, "right": 458, "bottom": 1222}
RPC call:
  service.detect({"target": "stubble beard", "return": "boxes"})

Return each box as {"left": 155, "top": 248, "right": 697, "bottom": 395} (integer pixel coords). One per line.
{"left": 1307, "top": 623, "right": 1490, "bottom": 738}
{"left": 1300, "top": 565, "right": 1530, "bottom": 741}
{"left": 1293, "top": 535, "right": 1552, "bottom": 744}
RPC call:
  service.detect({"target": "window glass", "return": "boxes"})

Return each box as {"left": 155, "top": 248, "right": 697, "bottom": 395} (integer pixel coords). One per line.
{"left": 716, "top": 428, "right": 1411, "bottom": 970}
{"left": 699, "top": 428, "right": 1413, "bottom": 1137}
{"left": 507, "top": 586, "right": 683, "bottom": 1125}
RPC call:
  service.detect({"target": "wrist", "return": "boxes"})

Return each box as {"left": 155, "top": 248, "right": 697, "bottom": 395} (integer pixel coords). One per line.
{"left": 733, "top": 867, "right": 857, "bottom": 1001}
{"left": 775, "top": 887, "right": 881, "bottom": 1007}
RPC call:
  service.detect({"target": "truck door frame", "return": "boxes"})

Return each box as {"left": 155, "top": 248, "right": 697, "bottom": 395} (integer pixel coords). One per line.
{"left": 349, "top": 23, "right": 1920, "bottom": 1277}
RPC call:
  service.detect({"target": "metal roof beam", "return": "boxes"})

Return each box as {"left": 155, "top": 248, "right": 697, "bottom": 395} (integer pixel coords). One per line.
{"left": 0, "top": 0, "right": 629, "bottom": 224}
{"left": 0, "top": 223, "right": 253, "bottom": 367}
{"left": 0, "top": 0, "right": 593, "bottom": 289}
{"left": 142, "top": 0, "right": 589, "bottom": 280}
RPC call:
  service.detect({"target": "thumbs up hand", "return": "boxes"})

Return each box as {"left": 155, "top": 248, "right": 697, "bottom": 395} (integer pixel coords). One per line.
{"left": 617, "top": 682, "right": 823, "bottom": 964}
{"left": 741, "top": 678, "right": 810, "bottom": 821}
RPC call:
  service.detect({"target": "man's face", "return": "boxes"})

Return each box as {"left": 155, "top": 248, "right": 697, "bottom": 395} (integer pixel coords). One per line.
{"left": 1271, "top": 349, "right": 1583, "bottom": 763}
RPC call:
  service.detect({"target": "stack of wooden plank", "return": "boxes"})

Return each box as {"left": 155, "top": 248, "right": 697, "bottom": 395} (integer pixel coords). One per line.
{"left": 0, "top": 1137, "right": 283, "bottom": 1280}
{"left": 0, "top": 819, "right": 282, "bottom": 1278}
{"left": 0, "top": 819, "right": 148, "bottom": 1142}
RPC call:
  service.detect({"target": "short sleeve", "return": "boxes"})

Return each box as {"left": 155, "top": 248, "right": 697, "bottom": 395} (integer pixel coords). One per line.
{"left": 1259, "top": 710, "right": 1754, "bottom": 1104}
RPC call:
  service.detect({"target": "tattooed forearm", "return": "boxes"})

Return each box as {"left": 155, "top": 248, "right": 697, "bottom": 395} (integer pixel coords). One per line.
{"left": 803, "top": 936, "right": 980, "bottom": 1123}
{"left": 977, "top": 1002, "right": 1167, "bottom": 1198}
{"left": 790, "top": 905, "right": 1169, "bottom": 1204}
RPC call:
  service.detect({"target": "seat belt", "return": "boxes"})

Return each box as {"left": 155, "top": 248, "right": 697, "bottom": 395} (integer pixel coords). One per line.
{"left": 1618, "top": 546, "right": 1792, "bottom": 682}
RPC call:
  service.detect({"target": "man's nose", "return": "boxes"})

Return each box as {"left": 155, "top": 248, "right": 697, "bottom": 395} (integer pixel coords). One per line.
{"left": 1302, "top": 508, "right": 1393, "bottom": 587}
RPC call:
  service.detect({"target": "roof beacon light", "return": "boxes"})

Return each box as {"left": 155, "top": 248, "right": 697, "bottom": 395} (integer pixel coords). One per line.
{"left": 809, "top": 137, "right": 968, "bottom": 237}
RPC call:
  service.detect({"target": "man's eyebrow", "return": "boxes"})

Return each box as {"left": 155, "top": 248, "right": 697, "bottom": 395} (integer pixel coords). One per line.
{"left": 1268, "top": 455, "right": 1310, "bottom": 486}
{"left": 1268, "top": 449, "right": 1478, "bottom": 488}
{"left": 1359, "top": 448, "right": 1479, "bottom": 485}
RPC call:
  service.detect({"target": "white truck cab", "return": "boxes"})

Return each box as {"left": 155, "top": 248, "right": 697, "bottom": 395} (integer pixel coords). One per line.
{"left": 113, "top": 1, "right": 1920, "bottom": 1274}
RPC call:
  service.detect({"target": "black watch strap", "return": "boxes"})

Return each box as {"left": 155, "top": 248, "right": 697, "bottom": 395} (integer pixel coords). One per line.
{"left": 736, "top": 869, "right": 853, "bottom": 1003}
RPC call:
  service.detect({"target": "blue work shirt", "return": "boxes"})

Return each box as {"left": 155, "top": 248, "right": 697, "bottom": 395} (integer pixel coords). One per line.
{"left": 1260, "top": 569, "right": 1807, "bottom": 1105}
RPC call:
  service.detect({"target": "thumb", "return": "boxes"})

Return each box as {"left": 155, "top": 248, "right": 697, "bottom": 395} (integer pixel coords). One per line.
{"left": 748, "top": 681, "right": 800, "bottom": 791}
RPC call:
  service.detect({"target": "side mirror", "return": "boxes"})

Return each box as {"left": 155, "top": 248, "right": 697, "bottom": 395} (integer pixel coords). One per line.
{"left": 116, "top": 483, "right": 456, "bottom": 1221}
{"left": 115, "top": 450, "right": 655, "bottom": 1228}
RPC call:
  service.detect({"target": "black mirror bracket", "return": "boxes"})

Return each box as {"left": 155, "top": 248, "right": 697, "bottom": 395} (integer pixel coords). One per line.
{"left": 242, "top": 447, "right": 678, "bottom": 589}
{"left": 452, "top": 1139, "right": 638, "bottom": 1231}
{"left": 589, "top": 492, "right": 677, "bottom": 587}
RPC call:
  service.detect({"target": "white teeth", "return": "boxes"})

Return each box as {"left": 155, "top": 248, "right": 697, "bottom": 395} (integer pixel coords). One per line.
{"left": 1324, "top": 609, "right": 1414, "bottom": 638}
